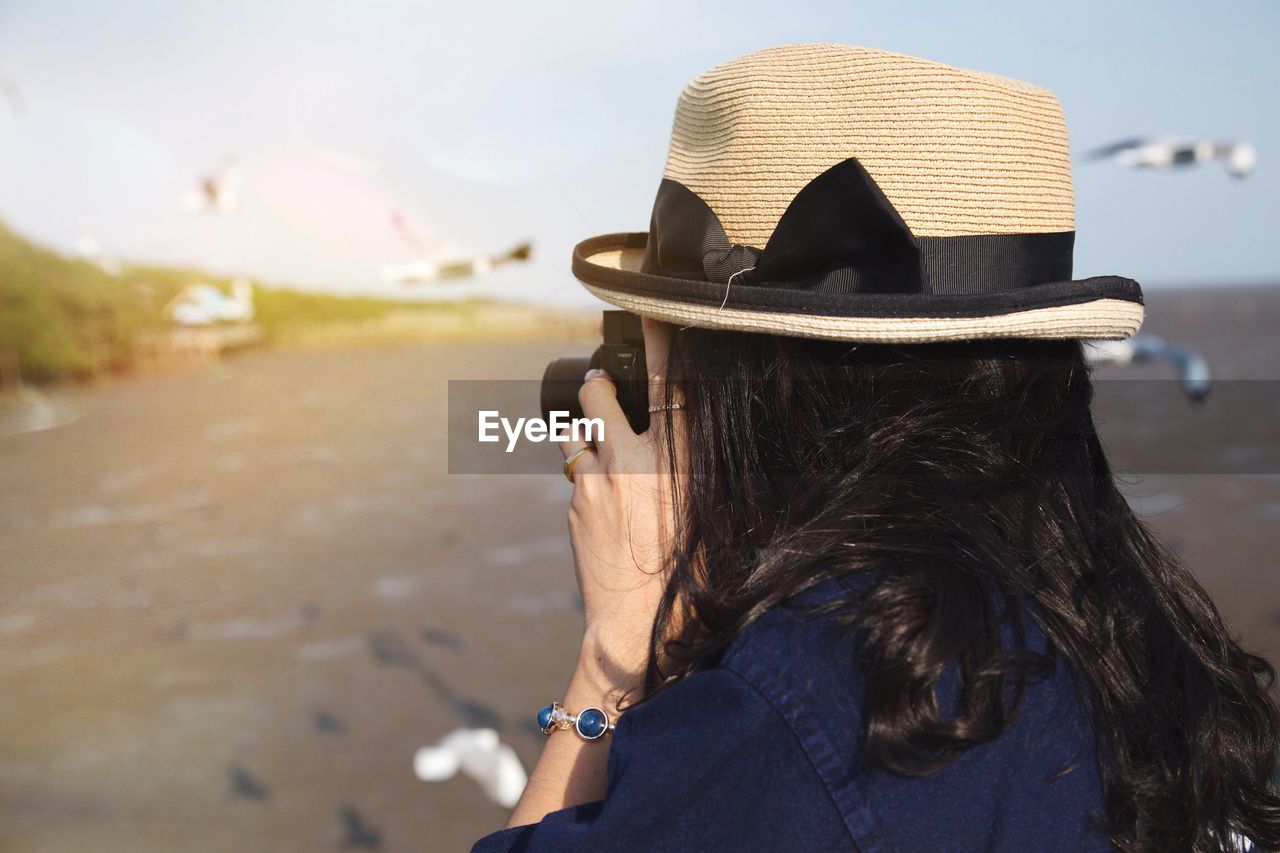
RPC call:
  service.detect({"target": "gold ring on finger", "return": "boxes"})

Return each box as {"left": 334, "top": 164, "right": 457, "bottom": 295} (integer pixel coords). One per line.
{"left": 562, "top": 447, "right": 593, "bottom": 483}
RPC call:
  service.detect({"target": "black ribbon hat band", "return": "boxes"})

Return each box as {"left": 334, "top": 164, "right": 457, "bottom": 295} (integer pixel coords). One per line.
{"left": 642, "top": 156, "right": 1079, "bottom": 297}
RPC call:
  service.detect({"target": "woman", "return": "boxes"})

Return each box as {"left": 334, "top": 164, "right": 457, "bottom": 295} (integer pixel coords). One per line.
{"left": 473, "top": 44, "right": 1280, "bottom": 851}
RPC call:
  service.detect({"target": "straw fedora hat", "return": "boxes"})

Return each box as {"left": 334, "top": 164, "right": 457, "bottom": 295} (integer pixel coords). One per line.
{"left": 572, "top": 44, "right": 1144, "bottom": 342}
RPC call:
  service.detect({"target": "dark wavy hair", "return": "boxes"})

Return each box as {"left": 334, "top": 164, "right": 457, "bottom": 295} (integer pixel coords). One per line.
{"left": 628, "top": 328, "right": 1280, "bottom": 852}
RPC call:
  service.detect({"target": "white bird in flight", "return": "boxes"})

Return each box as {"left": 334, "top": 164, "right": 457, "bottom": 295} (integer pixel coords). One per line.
{"left": 380, "top": 208, "right": 531, "bottom": 285}
{"left": 413, "top": 727, "right": 527, "bottom": 808}
{"left": 1084, "top": 335, "right": 1211, "bottom": 406}
{"left": 182, "top": 157, "right": 242, "bottom": 213}
{"left": 1085, "top": 137, "right": 1257, "bottom": 179}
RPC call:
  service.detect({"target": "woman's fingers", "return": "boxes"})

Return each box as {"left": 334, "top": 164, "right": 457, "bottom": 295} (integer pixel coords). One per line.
{"left": 578, "top": 369, "right": 636, "bottom": 460}
{"left": 641, "top": 318, "right": 673, "bottom": 385}
{"left": 558, "top": 391, "right": 594, "bottom": 461}
{"left": 558, "top": 432, "right": 592, "bottom": 461}
{"left": 641, "top": 319, "right": 677, "bottom": 415}
{"left": 575, "top": 318, "right": 676, "bottom": 471}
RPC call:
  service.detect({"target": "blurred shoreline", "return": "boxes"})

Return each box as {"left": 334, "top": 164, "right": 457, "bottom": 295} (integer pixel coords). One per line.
{"left": 0, "top": 302, "right": 597, "bottom": 436}
{"left": 0, "top": 217, "right": 594, "bottom": 393}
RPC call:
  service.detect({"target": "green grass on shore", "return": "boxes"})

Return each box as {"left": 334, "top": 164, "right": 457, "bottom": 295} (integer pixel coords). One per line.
{"left": 0, "top": 220, "right": 152, "bottom": 382}
{"left": 0, "top": 220, "right": 477, "bottom": 385}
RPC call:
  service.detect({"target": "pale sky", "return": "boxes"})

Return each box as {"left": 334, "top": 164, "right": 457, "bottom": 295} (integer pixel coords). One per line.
{"left": 0, "top": 0, "right": 1277, "bottom": 307}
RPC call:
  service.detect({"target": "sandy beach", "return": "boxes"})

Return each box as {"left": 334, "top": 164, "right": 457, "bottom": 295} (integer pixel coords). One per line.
{"left": 2, "top": 288, "right": 1279, "bottom": 852}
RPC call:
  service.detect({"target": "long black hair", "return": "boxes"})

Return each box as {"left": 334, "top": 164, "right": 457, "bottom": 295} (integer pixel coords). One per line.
{"left": 630, "top": 328, "right": 1280, "bottom": 852}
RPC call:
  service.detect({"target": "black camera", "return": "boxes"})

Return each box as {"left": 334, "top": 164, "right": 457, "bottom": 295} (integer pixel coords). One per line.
{"left": 540, "top": 310, "right": 649, "bottom": 435}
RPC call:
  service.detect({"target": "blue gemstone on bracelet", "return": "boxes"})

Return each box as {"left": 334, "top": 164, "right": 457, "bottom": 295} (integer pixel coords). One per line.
{"left": 575, "top": 707, "right": 609, "bottom": 740}
{"left": 537, "top": 704, "right": 555, "bottom": 733}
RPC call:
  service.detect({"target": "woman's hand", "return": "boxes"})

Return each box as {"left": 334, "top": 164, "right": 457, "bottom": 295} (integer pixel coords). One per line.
{"left": 503, "top": 318, "right": 683, "bottom": 829}
{"left": 558, "top": 318, "right": 684, "bottom": 699}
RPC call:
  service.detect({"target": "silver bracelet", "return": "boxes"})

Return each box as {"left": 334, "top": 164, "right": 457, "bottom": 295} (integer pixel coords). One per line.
{"left": 537, "top": 701, "right": 615, "bottom": 741}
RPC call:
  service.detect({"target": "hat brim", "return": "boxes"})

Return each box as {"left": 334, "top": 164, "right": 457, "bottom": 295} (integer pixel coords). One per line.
{"left": 573, "top": 232, "right": 1144, "bottom": 343}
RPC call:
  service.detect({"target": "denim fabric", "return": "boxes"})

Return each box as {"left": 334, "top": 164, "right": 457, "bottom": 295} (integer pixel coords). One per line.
{"left": 472, "top": 575, "right": 1108, "bottom": 852}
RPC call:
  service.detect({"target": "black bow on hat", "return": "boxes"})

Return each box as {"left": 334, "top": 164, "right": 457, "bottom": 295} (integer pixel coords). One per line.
{"left": 640, "top": 157, "right": 1076, "bottom": 298}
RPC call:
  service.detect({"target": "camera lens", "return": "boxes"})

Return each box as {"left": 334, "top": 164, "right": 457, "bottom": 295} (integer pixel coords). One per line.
{"left": 539, "top": 356, "right": 591, "bottom": 423}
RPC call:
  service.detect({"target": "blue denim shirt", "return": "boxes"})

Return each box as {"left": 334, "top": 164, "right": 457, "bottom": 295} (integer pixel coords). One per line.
{"left": 472, "top": 574, "right": 1107, "bottom": 852}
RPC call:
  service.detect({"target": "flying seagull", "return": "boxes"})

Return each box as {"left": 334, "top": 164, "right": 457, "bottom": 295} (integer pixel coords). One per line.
{"left": 183, "top": 157, "right": 242, "bottom": 213}
{"left": 1084, "top": 335, "right": 1211, "bottom": 406}
{"left": 413, "top": 727, "right": 527, "bottom": 808}
{"left": 380, "top": 242, "right": 532, "bottom": 285}
{"left": 381, "top": 208, "right": 532, "bottom": 285}
{"left": 1085, "top": 137, "right": 1256, "bottom": 179}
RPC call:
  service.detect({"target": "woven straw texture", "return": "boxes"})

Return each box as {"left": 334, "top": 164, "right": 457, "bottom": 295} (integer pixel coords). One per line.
{"left": 663, "top": 43, "right": 1074, "bottom": 246}
{"left": 584, "top": 281, "right": 1143, "bottom": 342}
